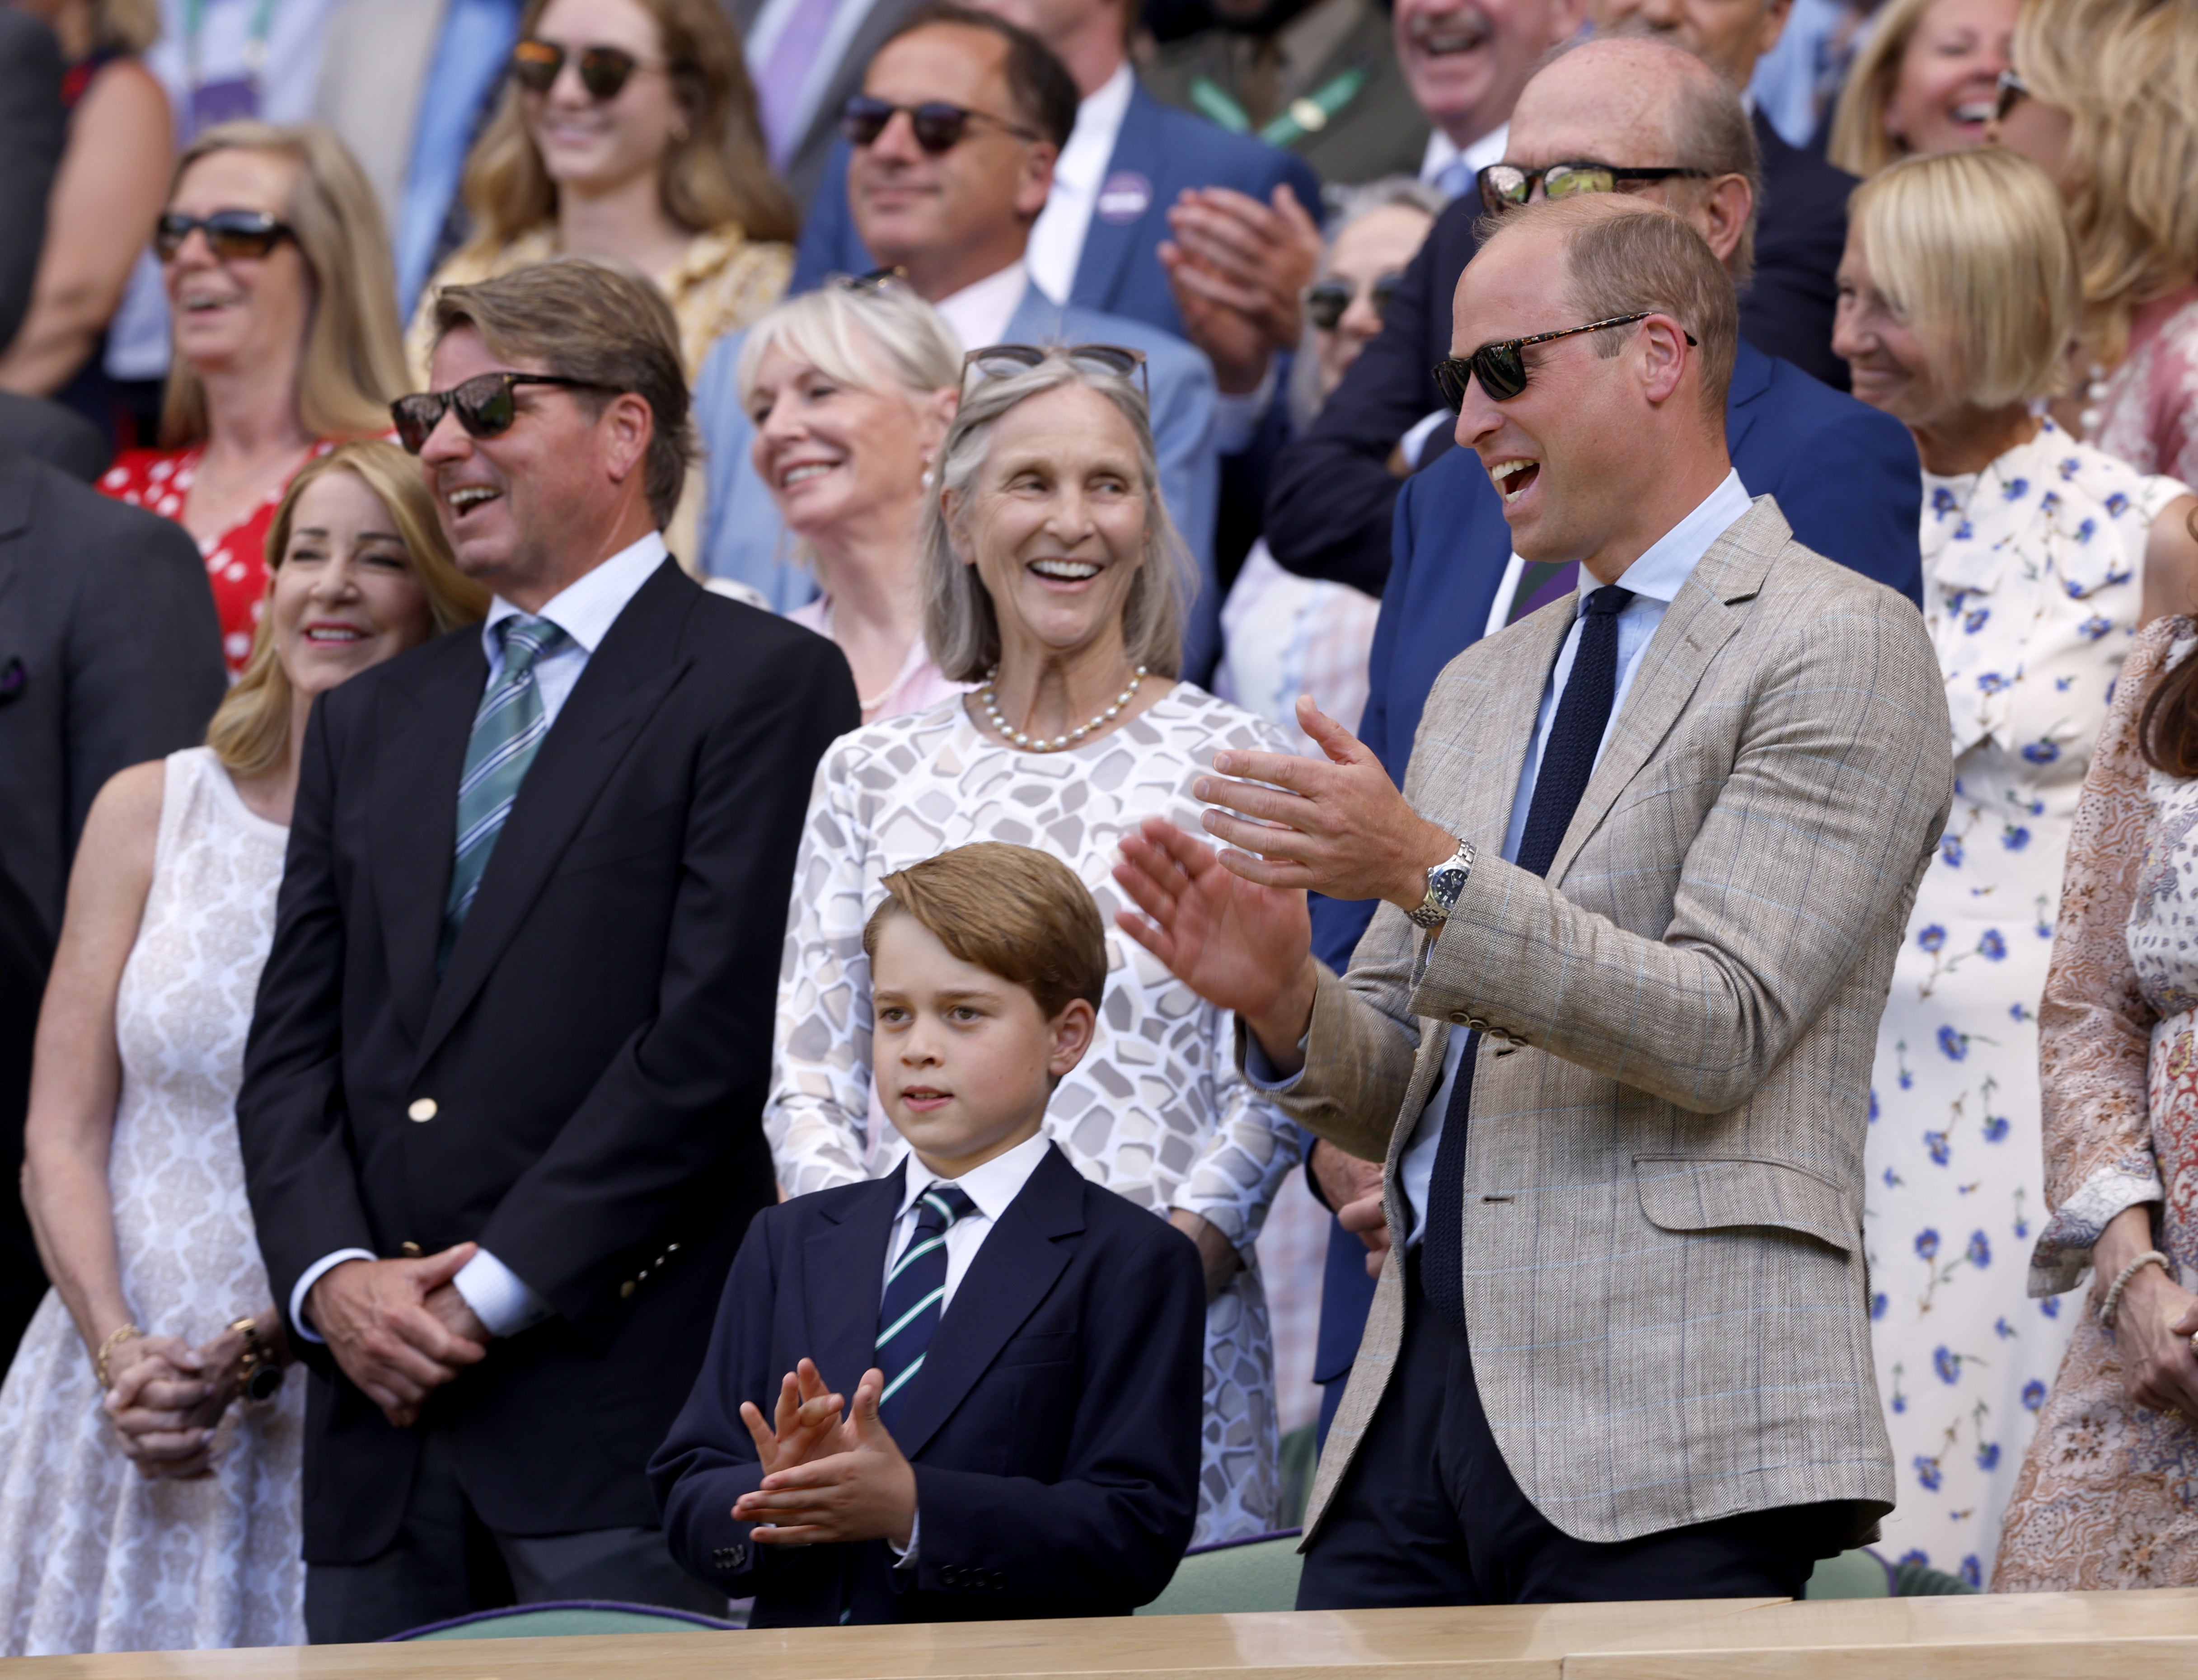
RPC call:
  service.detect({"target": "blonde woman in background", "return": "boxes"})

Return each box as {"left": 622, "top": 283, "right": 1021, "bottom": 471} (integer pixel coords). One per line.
{"left": 0, "top": 0, "right": 170, "bottom": 434}
{"left": 1826, "top": 0, "right": 2017, "bottom": 178}
{"left": 738, "top": 277, "right": 963, "bottom": 723}
{"left": 98, "top": 122, "right": 406, "bottom": 674}
{"left": 1986, "top": 0, "right": 2198, "bottom": 486}
{"left": 1832, "top": 145, "right": 2198, "bottom": 1586}
{"left": 0, "top": 443, "right": 483, "bottom": 1656}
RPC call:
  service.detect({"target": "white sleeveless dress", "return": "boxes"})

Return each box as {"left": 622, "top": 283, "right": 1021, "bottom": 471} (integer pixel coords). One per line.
{"left": 0, "top": 748, "right": 304, "bottom": 1654}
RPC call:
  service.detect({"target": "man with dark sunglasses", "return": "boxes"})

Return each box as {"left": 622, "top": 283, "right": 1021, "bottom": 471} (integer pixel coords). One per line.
{"left": 694, "top": 4, "right": 1235, "bottom": 677}
{"left": 1116, "top": 192, "right": 1947, "bottom": 1611}
{"left": 236, "top": 259, "right": 859, "bottom": 1642}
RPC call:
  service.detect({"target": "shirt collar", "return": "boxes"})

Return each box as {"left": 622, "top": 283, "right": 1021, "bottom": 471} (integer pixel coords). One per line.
{"left": 1421, "top": 120, "right": 1509, "bottom": 188}
{"left": 483, "top": 530, "right": 669, "bottom": 655}
{"left": 1057, "top": 62, "right": 1136, "bottom": 190}
{"left": 898, "top": 1130, "right": 1053, "bottom": 1223}
{"left": 933, "top": 260, "right": 1032, "bottom": 354}
{"left": 1589, "top": 469, "right": 1752, "bottom": 611}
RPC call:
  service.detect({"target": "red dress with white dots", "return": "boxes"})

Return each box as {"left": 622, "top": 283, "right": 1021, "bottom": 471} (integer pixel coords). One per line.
{"left": 98, "top": 443, "right": 333, "bottom": 677}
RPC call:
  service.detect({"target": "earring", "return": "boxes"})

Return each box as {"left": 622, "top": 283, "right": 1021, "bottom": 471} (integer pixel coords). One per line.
{"left": 670, "top": 120, "right": 690, "bottom": 143}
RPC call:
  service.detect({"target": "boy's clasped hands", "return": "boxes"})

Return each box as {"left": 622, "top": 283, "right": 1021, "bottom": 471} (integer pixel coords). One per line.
{"left": 736, "top": 1356, "right": 917, "bottom": 1549}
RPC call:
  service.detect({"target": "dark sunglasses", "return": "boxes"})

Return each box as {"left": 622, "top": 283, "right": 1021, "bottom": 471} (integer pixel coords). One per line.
{"left": 834, "top": 265, "right": 909, "bottom": 293}
{"left": 510, "top": 38, "right": 663, "bottom": 102}
{"left": 154, "top": 209, "right": 295, "bottom": 263}
{"left": 390, "top": 371, "right": 607, "bottom": 454}
{"left": 839, "top": 93, "right": 1038, "bottom": 154}
{"left": 1305, "top": 271, "right": 1405, "bottom": 332}
{"left": 1433, "top": 312, "right": 1695, "bottom": 408}
{"left": 1992, "top": 67, "right": 2029, "bottom": 122}
{"left": 1475, "top": 161, "right": 1712, "bottom": 216}
{"left": 963, "top": 342, "right": 1150, "bottom": 399}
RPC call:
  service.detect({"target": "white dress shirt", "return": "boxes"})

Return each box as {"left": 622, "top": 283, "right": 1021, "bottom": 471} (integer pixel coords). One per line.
{"left": 1028, "top": 64, "right": 1137, "bottom": 306}
{"left": 1420, "top": 121, "right": 1509, "bottom": 198}
{"left": 1255, "top": 472, "right": 1755, "bottom": 1244}
{"left": 933, "top": 260, "right": 1040, "bottom": 355}
{"left": 288, "top": 531, "right": 673, "bottom": 1343}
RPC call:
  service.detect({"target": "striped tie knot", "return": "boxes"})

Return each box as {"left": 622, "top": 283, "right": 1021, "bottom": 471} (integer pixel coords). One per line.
{"left": 874, "top": 1183, "right": 978, "bottom": 1427}
{"left": 500, "top": 615, "right": 569, "bottom": 672}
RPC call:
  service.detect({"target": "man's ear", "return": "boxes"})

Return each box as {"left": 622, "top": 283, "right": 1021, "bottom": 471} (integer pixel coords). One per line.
{"left": 600, "top": 390, "right": 656, "bottom": 487}
{"left": 1634, "top": 314, "right": 1694, "bottom": 408}
{"left": 1046, "top": 996, "right": 1097, "bottom": 1080}
{"left": 1014, "top": 141, "right": 1059, "bottom": 225}
{"left": 1696, "top": 173, "right": 1753, "bottom": 269}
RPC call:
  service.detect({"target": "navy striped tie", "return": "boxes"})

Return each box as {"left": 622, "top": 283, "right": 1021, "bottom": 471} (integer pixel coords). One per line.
{"left": 441, "top": 615, "right": 569, "bottom": 969}
{"left": 875, "top": 1184, "right": 977, "bottom": 1429}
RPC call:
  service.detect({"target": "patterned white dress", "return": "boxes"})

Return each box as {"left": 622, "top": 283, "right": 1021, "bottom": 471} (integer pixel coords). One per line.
{"left": 0, "top": 749, "right": 304, "bottom": 1654}
{"left": 769, "top": 686, "right": 1305, "bottom": 1543}
{"left": 1864, "top": 420, "right": 2190, "bottom": 1584}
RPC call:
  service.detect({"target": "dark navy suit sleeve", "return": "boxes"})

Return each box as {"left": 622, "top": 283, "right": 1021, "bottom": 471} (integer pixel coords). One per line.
{"left": 1753, "top": 395, "right": 1923, "bottom": 607}
{"left": 907, "top": 1215, "right": 1204, "bottom": 1610}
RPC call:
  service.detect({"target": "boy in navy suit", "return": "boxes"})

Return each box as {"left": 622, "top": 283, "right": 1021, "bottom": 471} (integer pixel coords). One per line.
{"left": 651, "top": 843, "right": 1207, "bottom": 1625}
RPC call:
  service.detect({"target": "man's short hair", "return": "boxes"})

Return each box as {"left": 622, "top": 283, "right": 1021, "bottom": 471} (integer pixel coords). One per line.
{"left": 862, "top": 843, "right": 1108, "bottom": 1022}
{"left": 879, "top": 3, "right": 1080, "bottom": 149}
{"left": 430, "top": 259, "right": 694, "bottom": 529}
{"left": 1486, "top": 195, "right": 1739, "bottom": 421}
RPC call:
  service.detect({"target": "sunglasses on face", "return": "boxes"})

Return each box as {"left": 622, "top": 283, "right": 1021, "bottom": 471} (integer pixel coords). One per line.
{"left": 510, "top": 38, "right": 663, "bottom": 102}
{"left": 1433, "top": 312, "right": 1696, "bottom": 408}
{"left": 154, "top": 209, "right": 295, "bottom": 263}
{"left": 390, "top": 371, "right": 607, "bottom": 454}
{"left": 1475, "top": 161, "right": 1712, "bottom": 216}
{"left": 963, "top": 342, "right": 1151, "bottom": 399}
{"left": 1305, "top": 271, "right": 1405, "bottom": 332}
{"left": 1992, "top": 66, "right": 2029, "bottom": 122}
{"left": 839, "top": 93, "right": 1038, "bottom": 154}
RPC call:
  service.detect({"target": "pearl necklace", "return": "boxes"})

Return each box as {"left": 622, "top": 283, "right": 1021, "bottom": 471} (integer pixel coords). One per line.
{"left": 981, "top": 666, "right": 1147, "bottom": 751}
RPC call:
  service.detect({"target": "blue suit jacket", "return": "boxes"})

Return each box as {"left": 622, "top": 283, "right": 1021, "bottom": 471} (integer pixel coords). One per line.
{"left": 1299, "top": 343, "right": 1925, "bottom": 1408}
{"left": 790, "top": 80, "right": 1322, "bottom": 342}
{"left": 694, "top": 284, "right": 1225, "bottom": 677}
{"left": 649, "top": 1143, "right": 1206, "bottom": 1627}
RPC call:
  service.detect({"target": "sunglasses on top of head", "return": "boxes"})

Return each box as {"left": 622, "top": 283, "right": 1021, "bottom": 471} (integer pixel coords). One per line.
{"left": 1992, "top": 66, "right": 2029, "bottom": 122}
{"left": 1432, "top": 312, "right": 1697, "bottom": 408}
{"left": 390, "top": 371, "right": 612, "bottom": 454}
{"left": 154, "top": 209, "right": 295, "bottom": 263}
{"left": 1475, "top": 161, "right": 1711, "bottom": 216}
{"left": 963, "top": 342, "right": 1151, "bottom": 399}
{"left": 839, "top": 93, "right": 1038, "bottom": 153}
{"left": 509, "top": 38, "right": 667, "bottom": 102}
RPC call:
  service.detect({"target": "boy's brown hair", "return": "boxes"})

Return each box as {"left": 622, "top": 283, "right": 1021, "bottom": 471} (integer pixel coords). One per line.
{"left": 862, "top": 844, "right": 1107, "bottom": 1021}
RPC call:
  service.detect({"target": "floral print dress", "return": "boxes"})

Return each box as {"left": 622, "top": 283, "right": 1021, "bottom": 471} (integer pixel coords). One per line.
{"left": 1864, "top": 420, "right": 2189, "bottom": 1584}
{"left": 1995, "top": 618, "right": 2198, "bottom": 1590}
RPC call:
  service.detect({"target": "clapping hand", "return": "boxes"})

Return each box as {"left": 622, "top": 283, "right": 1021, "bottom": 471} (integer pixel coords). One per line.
{"left": 733, "top": 1367, "right": 918, "bottom": 1549}
{"left": 739, "top": 1357, "right": 846, "bottom": 1478}
{"left": 1159, "top": 182, "right": 1322, "bottom": 394}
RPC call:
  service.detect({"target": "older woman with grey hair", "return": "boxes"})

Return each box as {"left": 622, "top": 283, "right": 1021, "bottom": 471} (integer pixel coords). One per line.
{"left": 765, "top": 347, "right": 1303, "bottom": 1543}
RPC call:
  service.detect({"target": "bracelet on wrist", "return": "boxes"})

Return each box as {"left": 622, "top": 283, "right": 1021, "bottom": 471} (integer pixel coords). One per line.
{"left": 94, "top": 1322, "right": 141, "bottom": 1390}
{"left": 2098, "top": 1250, "right": 2171, "bottom": 1330}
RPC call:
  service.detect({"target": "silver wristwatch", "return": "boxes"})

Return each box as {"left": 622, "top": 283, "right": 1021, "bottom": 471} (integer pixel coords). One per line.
{"left": 1407, "top": 837, "right": 1476, "bottom": 929}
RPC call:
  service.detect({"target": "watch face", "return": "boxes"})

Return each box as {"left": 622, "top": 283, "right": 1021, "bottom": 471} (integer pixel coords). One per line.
{"left": 1431, "top": 864, "right": 1469, "bottom": 898}
{"left": 244, "top": 1363, "right": 285, "bottom": 1403}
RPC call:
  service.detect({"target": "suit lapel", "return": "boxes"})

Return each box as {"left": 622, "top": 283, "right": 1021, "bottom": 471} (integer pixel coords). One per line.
{"left": 412, "top": 562, "right": 695, "bottom": 1070}
{"left": 1544, "top": 499, "right": 1784, "bottom": 884}
{"left": 891, "top": 1145, "right": 1081, "bottom": 1461}
{"left": 1420, "top": 604, "right": 1575, "bottom": 849}
{"left": 1068, "top": 84, "right": 1161, "bottom": 314}
{"left": 806, "top": 1167, "right": 905, "bottom": 1401}
{"left": 370, "top": 633, "right": 488, "bottom": 1046}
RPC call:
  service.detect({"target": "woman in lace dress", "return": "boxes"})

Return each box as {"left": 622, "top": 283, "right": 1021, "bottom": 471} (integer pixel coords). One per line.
{"left": 0, "top": 443, "right": 485, "bottom": 1654}
{"left": 1995, "top": 609, "right": 2198, "bottom": 1590}
{"left": 1987, "top": 0, "right": 2198, "bottom": 487}
{"left": 1832, "top": 147, "right": 2198, "bottom": 1582}
{"left": 769, "top": 349, "right": 1303, "bottom": 1543}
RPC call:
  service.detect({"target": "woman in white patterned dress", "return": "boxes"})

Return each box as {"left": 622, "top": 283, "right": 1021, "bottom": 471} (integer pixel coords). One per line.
{"left": 0, "top": 443, "right": 485, "bottom": 1654}
{"left": 769, "top": 348, "right": 1302, "bottom": 1543}
{"left": 1832, "top": 148, "right": 2198, "bottom": 1583}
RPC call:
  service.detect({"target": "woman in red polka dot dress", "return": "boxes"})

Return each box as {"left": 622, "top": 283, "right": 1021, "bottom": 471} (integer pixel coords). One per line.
{"left": 101, "top": 122, "right": 407, "bottom": 676}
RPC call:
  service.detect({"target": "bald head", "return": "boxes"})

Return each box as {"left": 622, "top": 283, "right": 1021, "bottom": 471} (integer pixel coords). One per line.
{"left": 1504, "top": 36, "right": 1760, "bottom": 280}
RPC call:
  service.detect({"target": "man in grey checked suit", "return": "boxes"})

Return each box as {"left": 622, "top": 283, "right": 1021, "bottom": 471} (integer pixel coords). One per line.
{"left": 1115, "top": 194, "right": 1952, "bottom": 1605}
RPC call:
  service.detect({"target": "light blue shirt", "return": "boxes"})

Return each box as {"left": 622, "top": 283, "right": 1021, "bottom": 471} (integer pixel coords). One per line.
{"left": 395, "top": 0, "right": 523, "bottom": 318}
{"left": 1255, "top": 473, "right": 1755, "bottom": 1244}
{"left": 289, "top": 532, "right": 671, "bottom": 1343}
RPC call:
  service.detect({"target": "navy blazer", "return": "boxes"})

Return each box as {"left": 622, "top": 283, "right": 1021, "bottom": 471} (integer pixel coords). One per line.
{"left": 790, "top": 79, "right": 1322, "bottom": 341}
{"left": 649, "top": 1143, "right": 1207, "bottom": 1627}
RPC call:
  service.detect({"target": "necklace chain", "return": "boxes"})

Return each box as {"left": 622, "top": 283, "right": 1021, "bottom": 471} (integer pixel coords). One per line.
{"left": 980, "top": 666, "right": 1147, "bottom": 752}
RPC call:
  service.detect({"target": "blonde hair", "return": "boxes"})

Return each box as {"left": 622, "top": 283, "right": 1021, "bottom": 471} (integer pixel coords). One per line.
{"left": 863, "top": 842, "right": 1108, "bottom": 1022}
{"left": 1828, "top": 0, "right": 1949, "bottom": 178}
{"left": 922, "top": 354, "right": 1193, "bottom": 683}
{"left": 95, "top": 0, "right": 161, "bottom": 52}
{"left": 1847, "top": 148, "right": 2079, "bottom": 407}
{"left": 734, "top": 282, "right": 964, "bottom": 414}
{"left": 2014, "top": 0, "right": 2198, "bottom": 366}
{"left": 159, "top": 122, "right": 407, "bottom": 448}
{"left": 457, "top": 0, "right": 797, "bottom": 261}
{"left": 208, "top": 443, "right": 489, "bottom": 776}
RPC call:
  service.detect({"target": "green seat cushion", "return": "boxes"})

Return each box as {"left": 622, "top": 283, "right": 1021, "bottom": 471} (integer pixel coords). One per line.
{"left": 1806, "top": 1548, "right": 1893, "bottom": 1599}
{"left": 405, "top": 1605, "right": 731, "bottom": 1640}
{"left": 1138, "top": 1534, "right": 1305, "bottom": 1615}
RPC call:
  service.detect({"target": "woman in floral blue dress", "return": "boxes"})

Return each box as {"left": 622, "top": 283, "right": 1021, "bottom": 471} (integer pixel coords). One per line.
{"left": 1832, "top": 147, "right": 2198, "bottom": 1581}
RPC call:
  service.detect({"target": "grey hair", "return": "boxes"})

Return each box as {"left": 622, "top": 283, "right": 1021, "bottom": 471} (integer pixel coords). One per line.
{"left": 921, "top": 353, "right": 1193, "bottom": 682}
{"left": 733, "top": 281, "right": 965, "bottom": 413}
{"left": 1290, "top": 176, "right": 1446, "bottom": 429}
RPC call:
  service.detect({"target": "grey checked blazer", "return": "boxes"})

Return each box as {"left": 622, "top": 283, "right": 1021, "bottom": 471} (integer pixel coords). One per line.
{"left": 1274, "top": 498, "right": 1952, "bottom": 1548}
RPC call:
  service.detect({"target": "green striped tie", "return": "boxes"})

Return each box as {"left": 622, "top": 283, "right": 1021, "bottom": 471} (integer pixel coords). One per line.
{"left": 441, "top": 616, "right": 570, "bottom": 969}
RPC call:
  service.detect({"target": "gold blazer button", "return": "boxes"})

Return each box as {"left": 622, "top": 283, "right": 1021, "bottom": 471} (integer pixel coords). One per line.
{"left": 408, "top": 1098, "right": 438, "bottom": 1122}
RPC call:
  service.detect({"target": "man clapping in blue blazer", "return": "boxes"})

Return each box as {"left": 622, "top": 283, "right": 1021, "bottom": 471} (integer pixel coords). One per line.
{"left": 651, "top": 845, "right": 1206, "bottom": 1626}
